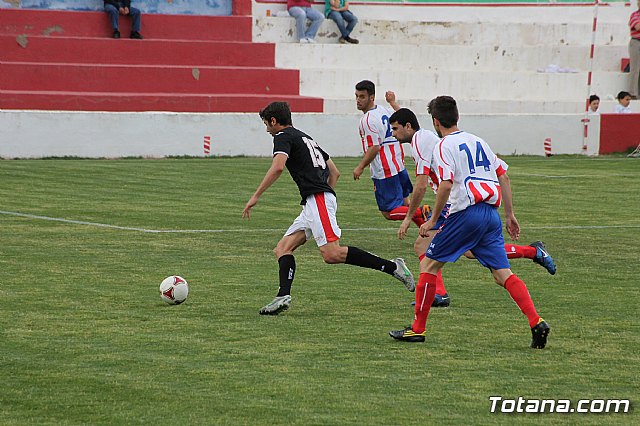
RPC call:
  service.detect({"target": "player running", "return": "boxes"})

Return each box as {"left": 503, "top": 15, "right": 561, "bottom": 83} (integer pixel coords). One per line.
{"left": 389, "top": 96, "right": 551, "bottom": 349}
{"left": 353, "top": 80, "right": 428, "bottom": 228}
{"left": 242, "top": 101, "right": 415, "bottom": 315}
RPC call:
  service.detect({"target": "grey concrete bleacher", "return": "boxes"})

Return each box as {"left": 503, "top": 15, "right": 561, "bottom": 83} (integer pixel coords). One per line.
{"left": 252, "top": 3, "right": 635, "bottom": 114}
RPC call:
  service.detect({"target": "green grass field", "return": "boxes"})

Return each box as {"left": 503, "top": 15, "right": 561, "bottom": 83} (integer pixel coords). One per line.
{"left": 0, "top": 156, "right": 638, "bottom": 425}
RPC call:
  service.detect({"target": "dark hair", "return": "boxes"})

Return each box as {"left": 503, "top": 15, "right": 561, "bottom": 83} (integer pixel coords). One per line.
{"left": 427, "top": 96, "right": 459, "bottom": 128}
{"left": 259, "top": 101, "right": 292, "bottom": 126}
{"left": 589, "top": 94, "right": 600, "bottom": 103}
{"left": 355, "top": 80, "right": 375, "bottom": 96}
{"left": 617, "top": 91, "right": 631, "bottom": 100}
{"left": 389, "top": 108, "right": 420, "bottom": 131}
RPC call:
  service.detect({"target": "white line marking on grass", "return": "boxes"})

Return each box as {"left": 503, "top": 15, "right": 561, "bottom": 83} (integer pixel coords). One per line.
{"left": 515, "top": 173, "right": 636, "bottom": 179}
{"left": 1, "top": 210, "right": 640, "bottom": 233}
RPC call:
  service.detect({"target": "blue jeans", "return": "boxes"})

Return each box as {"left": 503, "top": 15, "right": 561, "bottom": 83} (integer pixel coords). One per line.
{"left": 104, "top": 4, "right": 141, "bottom": 32}
{"left": 288, "top": 6, "right": 324, "bottom": 41}
{"left": 328, "top": 10, "right": 357, "bottom": 38}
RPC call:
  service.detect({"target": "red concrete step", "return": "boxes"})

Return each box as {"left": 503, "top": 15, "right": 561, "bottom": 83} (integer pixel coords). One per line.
{"left": 4, "top": 62, "right": 301, "bottom": 95}
{"left": 1, "top": 35, "right": 275, "bottom": 67}
{"left": 0, "top": 90, "right": 324, "bottom": 113}
{"left": 0, "top": 8, "right": 252, "bottom": 41}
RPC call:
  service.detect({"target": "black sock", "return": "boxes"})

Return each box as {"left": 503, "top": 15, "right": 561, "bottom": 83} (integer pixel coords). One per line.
{"left": 345, "top": 246, "right": 396, "bottom": 275}
{"left": 277, "top": 254, "right": 295, "bottom": 297}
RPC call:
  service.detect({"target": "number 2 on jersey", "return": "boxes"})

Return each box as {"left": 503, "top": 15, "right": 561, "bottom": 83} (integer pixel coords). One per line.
{"left": 381, "top": 115, "right": 393, "bottom": 139}
{"left": 304, "top": 137, "right": 326, "bottom": 169}
{"left": 459, "top": 141, "right": 491, "bottom": 174}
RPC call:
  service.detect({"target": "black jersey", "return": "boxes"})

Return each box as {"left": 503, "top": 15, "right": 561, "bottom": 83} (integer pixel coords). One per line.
{"left": 272, "top": 127, "right": 336, "bottom": 205}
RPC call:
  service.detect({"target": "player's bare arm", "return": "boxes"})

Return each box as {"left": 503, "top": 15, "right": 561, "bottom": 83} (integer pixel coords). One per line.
{"left": 398, "top": 174, "right": 428, "bottom": 240}
{"left": 384, "top": 91, "right": 401, "bottom": 111}
{"left": 353, "top": 145, "right": 380, "bottom": 180}
{"left": 242, "top": 153, "right": 287, "bottom": 219}
{"left": 497, "top": 172, "right": 520, "bottom": 240}
{"left": 327, "top": 159, "right": 340, "bottom": 189}
{"left": 420, "top": 179, "right": 452, "bottom": 238}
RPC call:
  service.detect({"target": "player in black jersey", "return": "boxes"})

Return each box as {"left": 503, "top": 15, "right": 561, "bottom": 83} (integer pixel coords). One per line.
{"left": 242, "top": 101, "right": 416, "bottom": 315}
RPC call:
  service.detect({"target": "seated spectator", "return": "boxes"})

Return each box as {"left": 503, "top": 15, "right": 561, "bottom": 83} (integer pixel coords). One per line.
{"left": 615, "top": 91, "right": 633, "bottom": 113}
{"left": 588, "top": 94, "right": 600, "bottom": 115}
{"left": 325, "top": 0, "right": 359, "bottom": 44}
{"left": 288, "top": 0, "right": 324, "bottom": 43}
{"left": 104, "top": 0, "right": 143, "bottom": 39}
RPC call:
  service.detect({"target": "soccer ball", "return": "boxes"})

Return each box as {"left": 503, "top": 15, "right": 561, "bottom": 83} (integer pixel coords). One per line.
{"left": 159, "top": 275, "right": 189, "bottom": 305}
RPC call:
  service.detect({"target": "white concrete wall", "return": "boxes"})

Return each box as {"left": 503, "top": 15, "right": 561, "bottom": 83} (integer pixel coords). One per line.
{"left": 0, "top": 110, "right": 600, "bottom": 158}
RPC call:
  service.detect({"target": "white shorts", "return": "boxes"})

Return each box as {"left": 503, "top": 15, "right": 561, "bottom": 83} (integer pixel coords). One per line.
{"left": 284, "top": 192, "right": 342, "bottom": 247}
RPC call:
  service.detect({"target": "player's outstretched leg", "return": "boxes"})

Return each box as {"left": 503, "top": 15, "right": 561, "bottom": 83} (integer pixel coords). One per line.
{"left": 530, "top": 241, "right": 556, "bottom": 275}
{"left": 504, "top": 241, "right": 556, "bottom": 275}
{"left": 530, "top": 318, "right": 551, "bottom": 349}
{"left": 259, "top": 295, "right": 291, "bottom": 315}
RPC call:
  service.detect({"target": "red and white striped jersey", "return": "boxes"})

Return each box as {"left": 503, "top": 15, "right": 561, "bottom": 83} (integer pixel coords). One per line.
{"left": 409, "top": 128, "right": 441, "bottom": 195}
{"left": 432, "top": 130, "right": 508, "bottom": 214}
{"left": 358, "top": 105, "right": 405, "bottom": 179}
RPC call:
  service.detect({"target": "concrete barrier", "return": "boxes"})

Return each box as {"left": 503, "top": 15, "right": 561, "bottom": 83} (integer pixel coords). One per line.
{"left": 0, "top": 110, "right": 600, "bottom": 158}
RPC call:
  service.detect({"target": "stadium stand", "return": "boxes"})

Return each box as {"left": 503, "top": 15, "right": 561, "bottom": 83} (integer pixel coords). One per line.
{"left": 0, "top": 7, "right": 323, "bottom": 112}
{"left": 254, "top": 1, "right": 634, "bottom": 115}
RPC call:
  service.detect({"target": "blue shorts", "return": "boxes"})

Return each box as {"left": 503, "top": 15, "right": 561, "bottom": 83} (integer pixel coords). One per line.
{"left": 426, "top": 203, "right": 510, "bottom": 270}
{"left": 372, "top": 169, "right": 413, "bottom": 212}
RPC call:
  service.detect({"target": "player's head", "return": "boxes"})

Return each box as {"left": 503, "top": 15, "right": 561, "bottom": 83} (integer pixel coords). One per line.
{"left": 589, "top": 94, "right": 600, "bottom": 112}
{"left": 355, "top": 80, "right": 376, "bottom": 112}
{"left": 427, "top": 96, "right": 459, "bottom": 137}
{"left": 616, "top": 91, "right": 632, "bottom": 107}
{"left": 389, "top": 108, "right": 420, "bottom": 143}
{"left": 259, "top": 102, "right": 292, "bottom": 135}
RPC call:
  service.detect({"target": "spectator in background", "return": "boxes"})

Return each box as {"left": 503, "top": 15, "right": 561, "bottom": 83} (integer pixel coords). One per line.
{"left": 615, "top": 91, "right": 633, "bottom": 113}
{"left": 325, "top": 0, "right": 359, "bottom": 44}
{"left": 588, "top": 94, "right": 600, "bottom": 115}
{"left": 104, "top": 0, "right": 143, "bottom": 39}
{"left": 628, "top": 0, "right": 640, "bottom": 98}
{"left": 288, "top": 0, "right": 324, "bottom": 43}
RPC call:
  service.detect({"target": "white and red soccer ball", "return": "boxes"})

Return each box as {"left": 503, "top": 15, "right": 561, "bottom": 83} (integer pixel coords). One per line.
{"left": 159, "top": 275, "right": 189, "bottom": 305}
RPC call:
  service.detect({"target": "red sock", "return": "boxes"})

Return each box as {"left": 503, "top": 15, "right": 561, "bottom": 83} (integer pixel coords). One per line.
{"left": 411, "top": 207, "right": 425, "bottom": 226}
{"left": 505, "top": 244, "right": 536, "bottom": 259}
{"left": 417, "top": 254, "right": 447, "bottom": 296}
{"left": 504, "top": 274, "right": 540, "bottom": 328}
{"left": 435, "top": 269, "right": 447, "bottom": 296}
{"left": 388, "top": 206, "right": 425, "bottom": 226}
{"left": 388, "top": 206, "right": 408, "bottom": 221}
{"left": 412, "top": 273, "right": 437, "bottom": 334}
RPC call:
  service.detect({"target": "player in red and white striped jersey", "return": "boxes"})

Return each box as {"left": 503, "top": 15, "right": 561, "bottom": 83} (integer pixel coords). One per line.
{"left": 353, "top": 80, "right": 426, "bottom": 227}
{"left": 388, "top": 108, "right": 556, "bottom": 308}
{"left": 389, "top": 97, "right": 551, "bottom": 349}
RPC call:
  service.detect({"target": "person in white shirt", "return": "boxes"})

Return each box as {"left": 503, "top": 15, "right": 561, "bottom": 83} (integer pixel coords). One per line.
{"left": 353, "top": 80, "right": 427, "bottom": 228}
{"left": 388, "top": 107, "right": 557, "bottom": 310}
{"left": 615, "top": 91, "right": 633, "bottom": 113}
{"left": 389, "top": 96, "right": 551, "bottom": 350}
